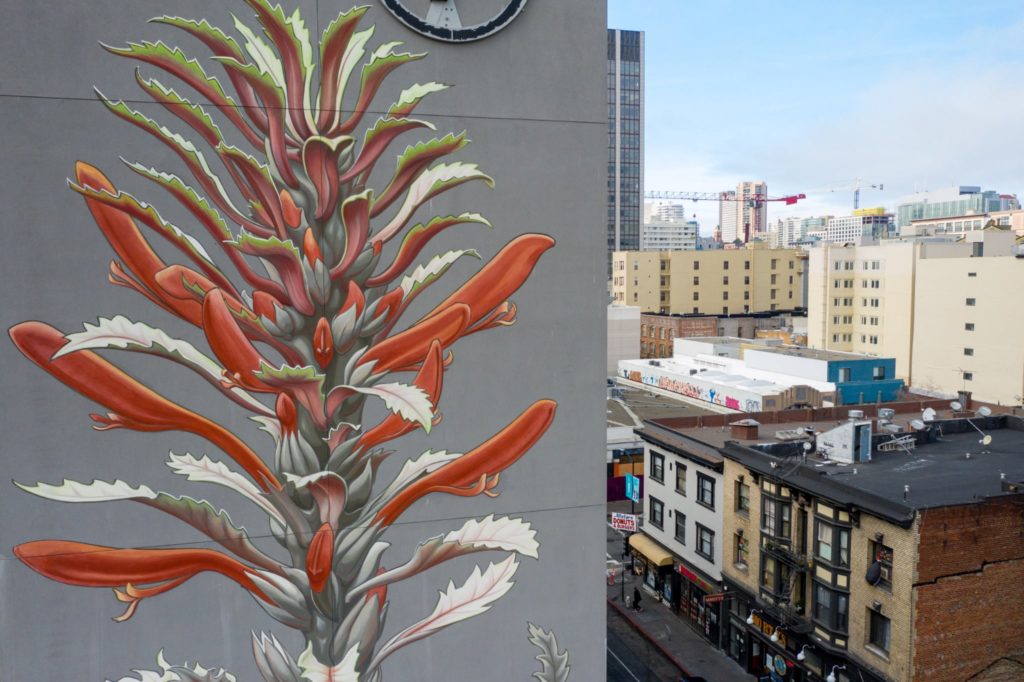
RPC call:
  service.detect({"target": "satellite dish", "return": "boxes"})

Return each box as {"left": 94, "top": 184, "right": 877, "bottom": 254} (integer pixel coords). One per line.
{"left": 981, "top": 435, "right": 993, "bottom": 446}
{"left": 978, "top": 406, "right": 992, "bottom": 417}
{"left": 922, "top": 408, "right": 937, "bottom": 422}
{"left": 951, "top": 401, "right": 963, "bottom": 411}
{"left": 910, "top": 419, "right": 927, "bottom": 431}
{"left": 803, "top": 441, "right": 813, "bottom": 451}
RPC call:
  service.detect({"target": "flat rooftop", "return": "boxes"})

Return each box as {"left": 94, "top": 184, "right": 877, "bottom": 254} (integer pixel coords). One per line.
{"left": 607, "top": 387, "right": 718, "bottom": 428}
{"left": 656, "top": 412, "right": 1024, "bottom": 524}
{"left": 758, "top": 346, "right": 876, "bottom": 362}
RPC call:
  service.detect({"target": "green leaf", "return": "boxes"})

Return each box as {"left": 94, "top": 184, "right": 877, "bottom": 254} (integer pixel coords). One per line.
{"left": 388, "top": 82, "right": 449, "bottom": 118}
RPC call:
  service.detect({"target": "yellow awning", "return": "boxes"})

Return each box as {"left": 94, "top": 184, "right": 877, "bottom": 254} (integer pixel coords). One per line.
{"left": 629, "top": 533, "right": 674, "bottom": 567}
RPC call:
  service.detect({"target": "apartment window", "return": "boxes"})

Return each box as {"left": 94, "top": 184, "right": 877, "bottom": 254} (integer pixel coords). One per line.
{"left": 966, "top": 298, "right": 976, "bottom": 306}
{"left": 760, "top": 555, "right": 792, "bottom": 600}
{"left": 697, "top": 473, "right": 715, "bottom": 509}
{"left": 869, "top": 335, "right": 878, "bottom": 344}
{"left": 693, "top": 276, "right": 699, "bottom": 285}
{"left": 734, "top": 532, "right": 749, "bottom": 568}
{"left": 832, "top": 334, "right": 839, "bottom": 343}
{"left": 815, "top": 520, "right": 850, "bottom": 567}
{"left": 868, "top": 609, "right": 891, "bottom": 654}
{"left": 837, "top": 368, "right": 851, "bottom": 382}
{"left": 869, "top": 540, "right": 893, "bottom": 589}
{"left": 735, "top": 480, "right": 750, "bottom": 516}
{"left": 650, "top": 451, "right": 665, "bottom": 483}
{"left": 696, "top": 524, "right": 715, "bottom": 561}
{"left": 872, "top": 366, "right": 886, "bottom": 380}
{"left": 968, "top": 272, "right": 977, "bottom": 277}
{"left": 693, "top": 291, "right": 699, "bottom": 301}
{"left": 675, "top": 462, "right": 687, "bottom": 495}
{"left": 761, "top": 496, "right": 791, "bottom": 540}
{"left": 723, "top": 276, "right": 729, "bottom": 285}
{"left": 692, "top": 307, "right": 699, "bottom": 314}
{"left": 674, "top": 512, "right": 686, "bottom": 544}
{"left": 744, "top": 260, "right": 751, "bottom": 270}
{"left": 724, "top": 261, "right": 730, "bottom": 270}
{"left": 693, "top": 260, "right": 699, "bottom": 270}
{"left": 963, "top": 372, "right": 973, "bottom": 381}
{"left": 964, "top": 348, "right": 974, "bottom": 356}
{"left": 771, "top": 259, "right": 778, "bottom": 269}
{"left": 965, "top": 323, "right": 974, "bottom": 331}
{"left": 813, "top": 583, "right": 849, "bottom": 633}
{"left": 633, "top": 261, "right": 638, "bottom": 270}
{"left": 649, "top": 496, "right": 664, "bottom": 530}
{"left": 770, "top": 289, "right": 777, "bottom": 300}
{"left": 789, "top": 260, "right": 794, "bottom": 269}
{"left": 770, "top": 274, "right": 777, "bottom": 284}
{"left": 723, "top": 291, "right": 729, "bottom": 300}
{"left": 744, "top": 275, "right": 750, "bottom": 285}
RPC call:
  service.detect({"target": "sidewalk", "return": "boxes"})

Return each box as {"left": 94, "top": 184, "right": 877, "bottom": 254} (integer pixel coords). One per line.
{"left": 607, "top": 505, "right": 750, "bottom": 681}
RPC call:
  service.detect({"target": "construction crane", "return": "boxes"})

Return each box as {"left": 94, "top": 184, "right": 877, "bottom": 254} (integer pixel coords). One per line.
{"left": 645, "top": 190, "right": 807, "bottom": 242}
{"left": 809, "top": 179, "right": 884, "bottom": 210}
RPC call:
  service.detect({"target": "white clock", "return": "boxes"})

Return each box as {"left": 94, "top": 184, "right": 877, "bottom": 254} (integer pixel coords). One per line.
{"left": 379, "top": 0, "right": 529, "bottom": 43}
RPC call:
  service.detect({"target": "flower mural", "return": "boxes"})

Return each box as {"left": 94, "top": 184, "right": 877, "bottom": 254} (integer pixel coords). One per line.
{"left": 8, "top": 2, "right": 566, "bottom": 680}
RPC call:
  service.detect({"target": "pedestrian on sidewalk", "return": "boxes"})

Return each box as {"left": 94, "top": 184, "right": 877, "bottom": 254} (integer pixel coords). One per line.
{"left": 632, "top": 586, "right": 642, "bottom": 612}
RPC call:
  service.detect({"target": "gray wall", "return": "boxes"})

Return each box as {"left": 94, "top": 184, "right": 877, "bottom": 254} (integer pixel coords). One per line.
{"left": 0, "top": 1, "right": 607, "bottom": 679}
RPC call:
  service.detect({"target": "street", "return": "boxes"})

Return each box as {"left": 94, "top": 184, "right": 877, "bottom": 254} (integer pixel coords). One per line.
{"left": 608, "top": 603, "right": 686, "bottom": 682}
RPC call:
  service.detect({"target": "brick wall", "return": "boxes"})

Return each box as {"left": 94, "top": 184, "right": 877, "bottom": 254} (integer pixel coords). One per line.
{"left": 912, "top": 498, "right": 1024, "bottom": 682}
{"left": 639, "top": 314, "right": 717, "bottom": 358}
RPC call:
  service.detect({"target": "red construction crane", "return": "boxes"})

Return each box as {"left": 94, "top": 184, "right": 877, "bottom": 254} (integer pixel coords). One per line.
{"left": 644, "top": 190, "right": 807, "bottom": 242}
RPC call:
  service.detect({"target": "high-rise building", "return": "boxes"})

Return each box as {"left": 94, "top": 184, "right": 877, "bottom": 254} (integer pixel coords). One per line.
{"left": 607, "top": 28, "right": 644, "bottom": 272}
{"left": 825, "top": 208, "right": 895, "bottom": 244}
{"left": 895, "top": 186, "right": 1019, "bottom": 232}
{"left": 720, "top": 182, "right": 767, "bottom": 244}
{"left": 719, "top": 190, "right": 738, "bottom": 243}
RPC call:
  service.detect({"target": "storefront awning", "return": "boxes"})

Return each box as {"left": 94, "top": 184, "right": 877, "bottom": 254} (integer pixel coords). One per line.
{"left": 629, "top": 533, "right": 674, "bottom": 567}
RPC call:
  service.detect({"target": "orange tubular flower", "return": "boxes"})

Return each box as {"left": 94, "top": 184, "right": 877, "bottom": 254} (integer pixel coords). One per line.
{"left": 9, "top": 321, "right": 280, "bottom": 491}
{"left": 422, "top": 234, "right": 555, "bottom": 327}
{"left": 202, "top": 289, "right": 276, "bottom": 392}
{"left": 305, "top": 522, "right": 335, "bottom": 593}
{"left": 357, "top": 340, "right": 443, "bottom": 452}
{"left": 358, "top": 304, "right": 470, "bottom": 374}
{"left": 375, "top": 399, "right": 557, "bottom": 525}
{"left": 14, "top": 540, "right": 269, "bottom": 620}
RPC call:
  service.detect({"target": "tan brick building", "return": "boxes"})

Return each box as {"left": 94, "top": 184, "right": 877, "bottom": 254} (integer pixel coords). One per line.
{"left": 710, "top": 415, "right": 1024, "bottom": 682}
{"left": 611, "top": 247, "right": 806, "bottom": 315}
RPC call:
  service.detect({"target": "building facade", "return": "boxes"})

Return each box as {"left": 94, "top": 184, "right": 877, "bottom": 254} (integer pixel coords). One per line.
{"left": 720, "top": 191, "right": 739, "bottom": 244}
{"left": 609, "top": 304, "right": 641, "bottom": 375}
{"left": 633, "top": 424, "right": 726, "bottom": 644}
{"left": 825, "top": 209, "right": 895, "bottom": 245}
{"left": 641, "top": 219, "right": 699, "bottom": 251}
{"left": 895, "top": 186, "right": 1019, "bottom": 231}
{"left": 909, "top": 208, "right": 1024, "bottom": 238}
{"left": 641, "top": 312, "right": 806, "bottom": 359}
{"left": 611, "top": 248, "right": 806, "bottom": 314}
{"left": 807, "top": 232, "right": 1020, "bottom": 396}
{"left": 717, "top": 414, "right": 1024, "bottom": 682}
{"left": 607, "top": 28, "right": 645, "bottom": 271}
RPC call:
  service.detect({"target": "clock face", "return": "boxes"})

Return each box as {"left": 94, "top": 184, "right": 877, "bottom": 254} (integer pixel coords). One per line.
{"left": 379, "top": 0, "right": 529, "bottom": 43}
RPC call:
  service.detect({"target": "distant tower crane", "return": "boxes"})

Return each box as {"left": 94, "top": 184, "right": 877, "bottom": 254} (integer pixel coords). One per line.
{"left": 810, "top": 179, "right": 884, "bottom": 210}
{"left": 644, "top": 190, "right": 807, "bottom": 242}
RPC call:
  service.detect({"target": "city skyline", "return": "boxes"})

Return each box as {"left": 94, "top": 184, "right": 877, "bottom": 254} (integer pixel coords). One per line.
{"left": 609, "top": 0, "right": 1024, "bottom": 235}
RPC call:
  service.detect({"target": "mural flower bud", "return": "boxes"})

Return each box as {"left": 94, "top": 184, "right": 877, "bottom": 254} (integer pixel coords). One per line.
{"left": 313, "top": 316, "right": 334, "bottom": 368}
{"left": 279, "top": 188, "right": 302, "bottom": 229}
{"left": 302, "top": 228, "right": 322, "bottom": 267}
{"left": 306, "top": 522, "right": 335, "bottom": 593}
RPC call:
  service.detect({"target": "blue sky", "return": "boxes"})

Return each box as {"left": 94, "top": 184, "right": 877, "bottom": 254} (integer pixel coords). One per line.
{"left": 608, "top": 0, "right": 1024, "bottom": 234}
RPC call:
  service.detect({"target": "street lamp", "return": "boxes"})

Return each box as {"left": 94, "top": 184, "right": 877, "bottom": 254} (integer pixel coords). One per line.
{"left": 770, "top": 626, "right": 782, "bottom": 643}
{"left": 797, "top": 644, "right": 814, "bottom": 661}
{"left": 826, "top": 664, "right": 846, "bottom": 682}
{"left": 745, "top": 609, "right": 760, "bottom": 626}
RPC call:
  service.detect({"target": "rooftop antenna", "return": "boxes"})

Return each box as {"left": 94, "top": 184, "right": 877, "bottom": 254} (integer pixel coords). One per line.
{"left": 957, "top": 402, "right": 994, "bottom": 450}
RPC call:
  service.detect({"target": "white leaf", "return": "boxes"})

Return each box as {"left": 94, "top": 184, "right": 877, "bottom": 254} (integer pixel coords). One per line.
{"left": 371, "top": 556, "right": 519, "bottom": 668}
{"left": 345, "top": 383, "right": 433, "bottom": 431}
{"left": 377, "top": 449, "right": 461, "bottom": 504}
{"left": 297, "top": 644, "right": 360, "bottom": 682}
{"left": 400, "top": 249, "right": 480, "bottom": 298}
{"left": 57, "top": 316, "right": 272, "bottom": 416}
{"left": 389, "top": 82, "right": 449, "bottom": 116}
{"left": 167, "top": 452, "right": 284, "bottom": 525}
{"left": 233, "top": 14, "right": 286, "bottom": 88}
{"left": 16, "top": 478, "right": 156, "bottom": 503}
{"left": 443, "top": 515, "right": 539, "bottom": 559}
{"left": 377, "top": 163, "right": 492, "bottom": 242}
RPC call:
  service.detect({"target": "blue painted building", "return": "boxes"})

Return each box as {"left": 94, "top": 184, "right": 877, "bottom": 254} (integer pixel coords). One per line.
{"left": 742, "top": 346, "right": 904, "bottom": 405}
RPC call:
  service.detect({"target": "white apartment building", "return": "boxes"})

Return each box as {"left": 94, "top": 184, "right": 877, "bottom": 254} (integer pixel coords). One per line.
{"left": 640, "top": 220, "right": 698, "bottom": 251}
{"left": 607, "top": 304, "right": 640, "bottom": 375}
{"left": 633, "top": 422, "right": 724, "bottom": 631}
{"left": 719, "top": 191, "right": 739, "bottom": 243}
{"left": 807, "top": 231, "right": 1021, "bottom": 398}
{"left": 825, "top": 209, "right": 894, "bottom": 244}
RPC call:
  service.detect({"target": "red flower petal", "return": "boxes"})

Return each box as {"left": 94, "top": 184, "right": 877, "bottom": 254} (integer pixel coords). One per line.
{"left": 358, "top": 304, "right": 469, "bottom": 374}
{"left": 357, "top": 340, "right": 443, "bottom": 451}
{"left": 9, "top": 321, "right": 280, "bottom": 491}
{"left": 375, "top": 399, "right": 556, "bottom": 525}
{"left": 202, "top": 289, "right": 274, "bottom": 392}
{"left": 313, "top": 316, "right": 334, "bottom": 368}
{"left": 305, "top": 523, "right": 334, "bottom": 593}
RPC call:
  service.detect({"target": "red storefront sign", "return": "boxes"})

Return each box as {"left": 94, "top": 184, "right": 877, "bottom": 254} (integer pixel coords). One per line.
{"left": 677, "top": 564, "right": 714, "bottom": 593}
{"left": 703, "top": 593, "right": 727, "bottom": 604}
